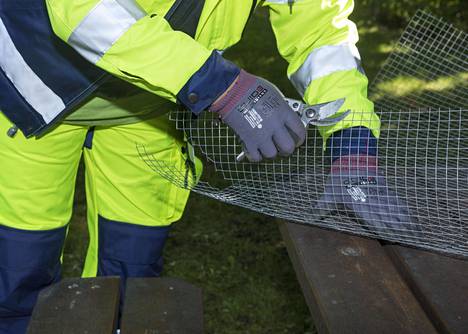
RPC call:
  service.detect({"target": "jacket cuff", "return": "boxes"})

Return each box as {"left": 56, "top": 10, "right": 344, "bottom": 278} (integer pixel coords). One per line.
{"left": 177, "top": 51, "right": 240, "bottom": 115}
{"left": 328, "top": 126, "right": 377, "bottom": 161}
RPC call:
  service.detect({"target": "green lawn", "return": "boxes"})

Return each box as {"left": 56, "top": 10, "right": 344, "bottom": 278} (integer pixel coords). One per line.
{"left": 62, "top": 6, "right": 404, "bottom": 334}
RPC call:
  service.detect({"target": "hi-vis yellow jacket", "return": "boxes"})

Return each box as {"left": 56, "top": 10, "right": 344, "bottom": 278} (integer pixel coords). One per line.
{"left": 45, "top": 0, "right": 381, "bottom": 141}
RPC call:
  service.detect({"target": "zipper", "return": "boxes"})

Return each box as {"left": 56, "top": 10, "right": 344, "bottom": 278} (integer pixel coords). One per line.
{"left": 164, "top": 0, "right": 184, "bottom": 20}
{"left": 164, "top": 0, "right": 205, "bottom": 38}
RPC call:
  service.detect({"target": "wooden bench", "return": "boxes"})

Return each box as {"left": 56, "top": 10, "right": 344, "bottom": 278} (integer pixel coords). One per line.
{"left": 26, "top": 227, "right": 467, "bottom": 334}
{"left": 27, "top": 277, "right": 203, "bottom": 334}
{"left": 280, "top": 221, "right": 468, "bottom": 334}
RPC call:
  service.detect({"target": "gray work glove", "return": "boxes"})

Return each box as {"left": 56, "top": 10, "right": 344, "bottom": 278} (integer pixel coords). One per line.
{"left": 209, "top": 70, "right": 306, "bottom": 162}
{"left": 316, "top": 155, "right": 422, "bottom": 239}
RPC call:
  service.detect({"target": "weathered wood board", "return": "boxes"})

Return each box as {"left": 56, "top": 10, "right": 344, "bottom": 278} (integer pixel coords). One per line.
{"left": 120, "top": 277, "right": 203, "bottom": 334}
{"left": 27, "top": 277, "right": 120, "bottom": 334}
{"left": 387, "top": 245, "right": 468, "bottom": 334}
{"left": 279, "top": 222, "right": 438, "bottom": 334}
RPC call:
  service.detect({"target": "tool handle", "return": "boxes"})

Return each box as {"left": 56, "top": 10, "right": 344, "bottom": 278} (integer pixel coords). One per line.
{"left": 236, "top": 151, "right": 246, "bottom": 162}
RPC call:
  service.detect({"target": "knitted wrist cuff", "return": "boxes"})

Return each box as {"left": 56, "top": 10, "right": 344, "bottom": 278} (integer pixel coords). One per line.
{"left": 331, "top": 154, "right": 378, "bottom": 174}
{"left": 209, "top": 70, "right": 257, "bottom": 118}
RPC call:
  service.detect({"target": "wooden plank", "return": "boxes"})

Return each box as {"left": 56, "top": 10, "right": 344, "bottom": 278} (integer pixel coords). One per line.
{"left": 279, "top": 221, "right": 437, "bottom": 334}
{"left": 120, "top": 277, "right": 203, "bottom": 334}
{"left": 386, "top": 245, "right": 468, "bottom": 334}
{"left": 27, "top": 277, "right": 120, "bottom": 334}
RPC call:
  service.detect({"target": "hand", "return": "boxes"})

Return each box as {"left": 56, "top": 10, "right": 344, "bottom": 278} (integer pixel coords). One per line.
{"left": 316, "top": 155, "right": 422, "bottom": 239}
{"left": 209, "top": 70, "right": 306, "bottom": 162}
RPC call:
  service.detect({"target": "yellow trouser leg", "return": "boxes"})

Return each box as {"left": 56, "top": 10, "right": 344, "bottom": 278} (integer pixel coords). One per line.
{"left": 0, "top": 112, "right": 87, "bottom": 333}
{"left": 0, "top": 112, "right": 87, "bottom": 230}
{"left": 81, "top": 114, "right": 193, "bottom": 277}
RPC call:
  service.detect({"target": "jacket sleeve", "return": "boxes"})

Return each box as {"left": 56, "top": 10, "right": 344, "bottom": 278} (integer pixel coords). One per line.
{"left": 262, "top": 0, "right": 381, "bottom": 142}
{"left": 45, "top": 0, "right": 237, "bottom": 110}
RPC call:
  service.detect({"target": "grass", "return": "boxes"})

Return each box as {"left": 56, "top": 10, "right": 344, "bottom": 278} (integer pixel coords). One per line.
{"left": 62, "top": 6, "right": 406, "bottom": 334}
{"left": 374, "top": 72, "right": 468, "bottom": 99}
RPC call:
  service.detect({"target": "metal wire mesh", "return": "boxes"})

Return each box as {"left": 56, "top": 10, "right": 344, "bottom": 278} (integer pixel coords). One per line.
{"left": 138, "top": 11, "right": 468, "bottom": 257}
{"left": 370, "top": 10, "right": 468, "bottom": 110}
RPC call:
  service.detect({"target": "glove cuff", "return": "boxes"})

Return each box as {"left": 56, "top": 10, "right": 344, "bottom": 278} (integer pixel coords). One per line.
{"left": 209, "top": 70, "right": 257, "bottom": 118}
{"left": 331, "top": 154, "right": 378, "bottom": 174}
{"left": 329, "top": 127, "right": 377, "bottom": 161}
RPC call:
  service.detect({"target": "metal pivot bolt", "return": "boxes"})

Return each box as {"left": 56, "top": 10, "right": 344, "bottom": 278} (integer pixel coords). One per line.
{"left": 306, "top": 108, "right": 317, "bottom": 119}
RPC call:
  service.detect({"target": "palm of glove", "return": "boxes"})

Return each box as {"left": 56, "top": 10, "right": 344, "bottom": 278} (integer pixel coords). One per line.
{"left": 317, "top": 155, "right": 422, "bottom": 239}
{"left": 210, "top": 70, "right": 306, "bottom": 162}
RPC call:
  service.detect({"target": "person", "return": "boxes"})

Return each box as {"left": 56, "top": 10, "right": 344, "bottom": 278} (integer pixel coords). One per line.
{"left": 0, "top": 1, "right": 402, "bottom": 333}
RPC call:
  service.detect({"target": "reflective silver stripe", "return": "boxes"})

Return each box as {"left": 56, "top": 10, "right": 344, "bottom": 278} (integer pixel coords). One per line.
{"left": 290, "top": 43, "right": 362, "bottom": 96}
{"left": 68, "top": 0, "right": 145, "bottom": 64}
{"left": 0, "top": 19, "right": 65, "bottom": 123}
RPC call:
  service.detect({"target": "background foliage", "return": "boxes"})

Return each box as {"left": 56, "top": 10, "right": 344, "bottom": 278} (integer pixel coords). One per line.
{"left": 63, "top": 3, "right": 467, "bottom": 334}
{"left": 360, "top": 0, "right": 466, "bottom": 30}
